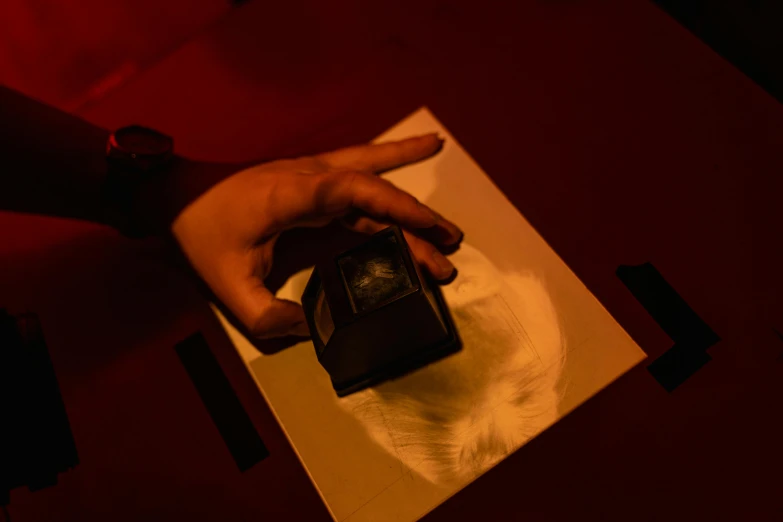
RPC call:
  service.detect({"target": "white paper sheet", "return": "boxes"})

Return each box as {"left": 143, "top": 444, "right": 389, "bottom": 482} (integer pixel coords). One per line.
{"left": 214, "top": 108, "right": 646, "bottom": 521}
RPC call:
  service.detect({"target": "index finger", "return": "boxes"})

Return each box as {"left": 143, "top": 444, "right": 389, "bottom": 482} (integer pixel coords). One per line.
{"left": 315, "top": 133, "right": 443, "bottom": 173}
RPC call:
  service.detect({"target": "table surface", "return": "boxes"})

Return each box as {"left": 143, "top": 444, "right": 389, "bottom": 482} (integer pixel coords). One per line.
{"left": 2, "top": 0, "right": 782, "bottom": 520}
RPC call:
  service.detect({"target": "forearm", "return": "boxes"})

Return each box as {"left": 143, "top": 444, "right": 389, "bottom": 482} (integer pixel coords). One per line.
{"left": 0, "top": 85, "right": 111, "bottom": 224}
{"left": 0, "top": 85, "right": 243, "bottom": 232}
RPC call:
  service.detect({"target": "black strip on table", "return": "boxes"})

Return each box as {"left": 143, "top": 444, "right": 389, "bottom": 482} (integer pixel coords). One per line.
{"left": 616, "top": 263, "right": 720, "bottom": 392}
{"left": 175, "top": 332, "right": 268, "bottom": 471}
{"left": 0, "top": 310, "right": 79, "bottom": 505}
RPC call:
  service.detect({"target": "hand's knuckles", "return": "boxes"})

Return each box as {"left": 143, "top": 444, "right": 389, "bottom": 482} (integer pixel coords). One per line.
{"left": 358, "top": 177, "right": 407, "bottom": 208}
{"left": 353, "top": 217, "right": 384, "bottom": 234}
{"left": 316, "top": 170, "right": 418, "bottom": 222}
{"left": 312, "top": 172, "right": 348, "bottom": 213}
{"left": 297, "top": 156, "right": 328, "bottom": 172}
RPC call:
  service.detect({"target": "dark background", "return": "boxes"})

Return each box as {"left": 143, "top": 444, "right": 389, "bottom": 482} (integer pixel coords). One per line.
{"left": 654, "top": 0, "right": 783, "bottom": 103}
{"left": 1, "top": 1, "right": 781, "bottom": 521}
{"left": 2, "top": 1, "right": 782, "bottom": 110}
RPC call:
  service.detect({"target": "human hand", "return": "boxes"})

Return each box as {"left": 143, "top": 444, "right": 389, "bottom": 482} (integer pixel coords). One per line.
{"left": 171, "top": 134, "right": 462, "bottom": 339}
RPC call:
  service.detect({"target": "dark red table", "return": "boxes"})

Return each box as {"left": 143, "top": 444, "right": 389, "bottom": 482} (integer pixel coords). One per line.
{"left": 2, "top": 1, "right": 781, "bottom": 520}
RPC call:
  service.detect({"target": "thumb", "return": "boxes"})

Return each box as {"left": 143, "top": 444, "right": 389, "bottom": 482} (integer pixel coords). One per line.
{"left": 250, "top": 291, "right": 311, "bottom": 339}
{"left": 221, "top": 274, "right": 310, "bottom": 339}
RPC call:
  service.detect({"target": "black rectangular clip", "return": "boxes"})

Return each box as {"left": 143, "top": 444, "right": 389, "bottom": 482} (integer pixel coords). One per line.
{"left": 616, "top": 264, "right": 720, "bottom": 392}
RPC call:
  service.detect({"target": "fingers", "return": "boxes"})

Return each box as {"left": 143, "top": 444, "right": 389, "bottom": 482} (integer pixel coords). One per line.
{"left": 316, "top": 133, "right": 443, "bottom": 173}
{"left": 406, "top": 232, "right": 456, "bottom": 280}
{"left": 342, "top": 214, "right": 456, "bottom": 280}
{"left": 275, "top": 170, "right": 434, "bottom": 229}
{"left": 323, "top": 173, "right": 463, "bottom": 247}
{"left": 420, "top": 209, "right": 463, "bottom": 247}
{"left": 277, "top": 169, "right": 462, "bottom": 241}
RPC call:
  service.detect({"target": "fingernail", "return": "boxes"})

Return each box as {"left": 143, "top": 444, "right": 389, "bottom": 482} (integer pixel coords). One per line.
{"left": 448, "top": 229, "right": 464, "bottom": 245}
{"left": 420, "top": 132, "right": 444, "bottom": 145}
{"left": 432, "top": 251, "right": 454, "bottom": 277}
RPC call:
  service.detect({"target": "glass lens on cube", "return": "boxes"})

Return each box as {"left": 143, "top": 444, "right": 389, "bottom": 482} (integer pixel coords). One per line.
{"left": 338, "top": 235, "right": 414, "bottom": 313}
{"left": 314, "top": 286, "right": 335, "bottom": 344}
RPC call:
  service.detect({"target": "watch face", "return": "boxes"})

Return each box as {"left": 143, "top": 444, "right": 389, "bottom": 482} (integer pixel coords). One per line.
{"left": 113, "top": 125, "right": 172, "bottom": 156}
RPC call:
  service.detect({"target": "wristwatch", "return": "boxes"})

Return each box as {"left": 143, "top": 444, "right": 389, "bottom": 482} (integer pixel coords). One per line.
{"left": 104, "top": 125, "right": 175, "bottom": 237}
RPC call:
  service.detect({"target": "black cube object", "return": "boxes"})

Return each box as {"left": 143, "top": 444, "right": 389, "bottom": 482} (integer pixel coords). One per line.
{"left": 302, "top": 226, "right": 460, "bottom": 396}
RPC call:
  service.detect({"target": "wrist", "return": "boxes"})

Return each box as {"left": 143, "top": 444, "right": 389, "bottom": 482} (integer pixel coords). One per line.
{"left": 134, "top": 156, "right": 243, "bottom": 237}
{"left": 103, "top": 122, "right": 246, "bottom": 238}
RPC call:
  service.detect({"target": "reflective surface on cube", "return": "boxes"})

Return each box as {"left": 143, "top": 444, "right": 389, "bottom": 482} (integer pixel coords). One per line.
{"left": 337, "top": 235, "right": 414, "bottom": 314}
{"left": 313, "top": 286, "right": 335, "bottom": 344}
